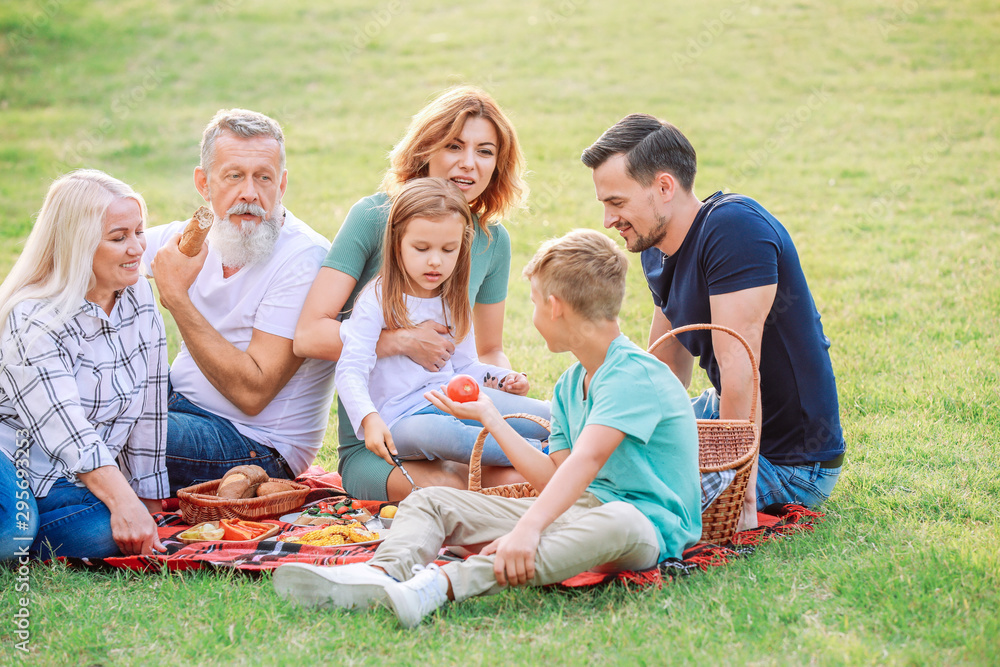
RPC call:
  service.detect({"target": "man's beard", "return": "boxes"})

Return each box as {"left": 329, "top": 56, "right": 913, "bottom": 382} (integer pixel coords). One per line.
{"left": 208, "top": 202, "right": 283, "bottom": 269}
{"left": 626, "top": 211, "right": 668, "bottom": 253}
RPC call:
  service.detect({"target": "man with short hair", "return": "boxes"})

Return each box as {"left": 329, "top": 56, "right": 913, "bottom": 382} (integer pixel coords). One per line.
{"left": 581, "top": 114, "right": 845, "bottom": 515}
{"left": 144, "top": 108, "right": 335, "bottom": 494}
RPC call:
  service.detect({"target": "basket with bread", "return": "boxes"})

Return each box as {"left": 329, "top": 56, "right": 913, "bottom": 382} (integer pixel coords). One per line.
{"left": 177, "top": 464, "right": 312, "bottom": 523}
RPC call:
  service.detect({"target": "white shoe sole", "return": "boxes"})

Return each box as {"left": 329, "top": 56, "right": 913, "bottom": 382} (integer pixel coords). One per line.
{"left": 273, "top": 563, "right": 390, "bottom": 610}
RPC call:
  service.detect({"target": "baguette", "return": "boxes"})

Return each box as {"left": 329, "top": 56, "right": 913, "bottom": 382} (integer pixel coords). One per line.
{"left": 178, "top": 205, "right": 214, "bottom": 257}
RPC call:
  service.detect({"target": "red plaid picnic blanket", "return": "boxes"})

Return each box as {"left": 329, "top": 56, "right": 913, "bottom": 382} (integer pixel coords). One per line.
{"left": 73, "top": 465, "right": 825, "bottom": 586}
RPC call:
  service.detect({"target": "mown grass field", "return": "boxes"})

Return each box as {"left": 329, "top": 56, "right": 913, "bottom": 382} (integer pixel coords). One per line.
{"left": 1, "top": 0, "right": 998, "bottom": 664}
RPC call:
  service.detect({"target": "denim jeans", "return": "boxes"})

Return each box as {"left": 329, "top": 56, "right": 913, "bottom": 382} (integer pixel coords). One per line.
{"left": 0, "top": 453, "right": 39, "bottom": 561}
{"left": 691, "top": 388, "right": 841, "bottom": 509}
{"left": 389, "top": 388, "right": 552, "bottom": 466}
{"left": 31, "top": 477, "right": 121, "bottom": 560}
{"left": 166, "top": 390, "right": 294, "bottom": 496}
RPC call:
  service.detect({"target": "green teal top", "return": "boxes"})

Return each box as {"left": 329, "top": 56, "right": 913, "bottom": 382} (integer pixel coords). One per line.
{"left": 322, "top": 192, "right": 511, "bottom": 317}
{"left": 547, "top": 334, "right": 702, "bottom": 560}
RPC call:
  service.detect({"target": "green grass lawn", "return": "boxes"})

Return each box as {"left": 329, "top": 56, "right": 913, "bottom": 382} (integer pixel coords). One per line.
{"left": 2, "top": 0, "right": 998, "bottom": 664}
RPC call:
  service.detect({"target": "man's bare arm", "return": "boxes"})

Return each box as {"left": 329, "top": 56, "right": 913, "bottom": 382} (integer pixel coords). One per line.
{"left": 708, "top": 284, "right": 775, "bottom": 424}
{"left": 709, "top": 283, "right": 775, "bottom": 531}
{"left": 648, "top": 307, "right": 694, "bottom": 388}
{"left": 152, "top": 236, "right": 303, "bottom": 416}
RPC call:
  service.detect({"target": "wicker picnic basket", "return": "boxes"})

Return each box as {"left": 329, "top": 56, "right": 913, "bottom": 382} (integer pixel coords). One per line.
{"left": 468, "top": 413, "right": 548, "bottom": 499}
{"left": 647, "top": 324, "right": 760, "bottom": 545}
{"left": 177, "top": 478, "right": 312, "bottom": 523}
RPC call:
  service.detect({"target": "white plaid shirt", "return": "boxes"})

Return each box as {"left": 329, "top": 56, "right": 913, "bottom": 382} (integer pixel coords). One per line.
{"left": 0, "top": 279, "right": 169, "bottom": 499}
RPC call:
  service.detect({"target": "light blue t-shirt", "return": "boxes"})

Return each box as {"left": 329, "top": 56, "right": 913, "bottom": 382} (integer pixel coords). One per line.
{"left": 548, "top": 335, "right": 701, "bottom": 560}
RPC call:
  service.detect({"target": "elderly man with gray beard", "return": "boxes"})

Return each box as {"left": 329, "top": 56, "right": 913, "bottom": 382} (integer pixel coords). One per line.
{"left": 143, "top": 108, "right": 336, "bottom": 495}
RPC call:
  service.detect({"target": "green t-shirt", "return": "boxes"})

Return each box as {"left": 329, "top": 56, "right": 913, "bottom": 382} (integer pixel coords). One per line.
{"left": 548, "top": 335, "right": 702, "bottom": 560}
{"left": 322, "top": 192, "right": 511, "bottom": 318}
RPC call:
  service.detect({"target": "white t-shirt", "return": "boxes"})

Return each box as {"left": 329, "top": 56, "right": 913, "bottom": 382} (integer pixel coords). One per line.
{"left": 336, "top": 281, "right": 512, "bottom": 439}
{"left": 143, "top": 210, "right": 336, "bottom": 474}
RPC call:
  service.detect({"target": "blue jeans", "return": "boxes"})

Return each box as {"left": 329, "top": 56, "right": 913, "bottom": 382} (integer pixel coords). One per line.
{"left": 32, "top": 478, "right": 121, "bottom": 560}
{"left": 390, "top": 388, "right": 551, "bottom": 466}
{"left": 166, "top": 390, "right": 294, "bottom": 496}
{"left": 691, "top": 388, "right": 841, "bottom": 510}
{"left": 0, "top": 453, "right": 39, "bottom": 561}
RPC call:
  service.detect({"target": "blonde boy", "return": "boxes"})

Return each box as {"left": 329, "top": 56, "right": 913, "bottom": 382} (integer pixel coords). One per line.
{"left": 273, "top": 229, "right": 701, "bottom": 628}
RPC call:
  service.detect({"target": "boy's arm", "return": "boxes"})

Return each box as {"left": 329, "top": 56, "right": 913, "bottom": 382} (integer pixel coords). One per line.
{"left": 424, "top": 389, "right": 563, "bottom": 489}
{"left": 482, "top": 424, "right": 625, "bottom": 587}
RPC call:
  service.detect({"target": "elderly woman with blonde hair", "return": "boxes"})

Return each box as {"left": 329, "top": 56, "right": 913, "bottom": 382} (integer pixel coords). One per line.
{"left": 0, "top": 169, "right": 168, "bottom": 560}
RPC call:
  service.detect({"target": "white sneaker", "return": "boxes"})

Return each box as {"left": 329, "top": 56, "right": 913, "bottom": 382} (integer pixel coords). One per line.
{"left": 385, "top": 564, "right": 449, "bottom": 628}
{"left": 272, "top": 562, "right": 397, "bottom": 610}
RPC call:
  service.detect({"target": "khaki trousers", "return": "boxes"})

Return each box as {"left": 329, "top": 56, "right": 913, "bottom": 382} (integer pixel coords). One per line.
{"left": 369, "top": 486, "right": 660, "bottom": 602}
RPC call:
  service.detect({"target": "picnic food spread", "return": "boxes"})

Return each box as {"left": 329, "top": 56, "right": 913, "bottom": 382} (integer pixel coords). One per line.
{"left": 175, "top": 467, "right": 388, "bottom": 547}
{"left": 279, "top": 521, "right": 381, "bottom": 547}
{"left": 178, "top": 205, "right": 214, "bottom": 256}
{"left": 177, "top": 519, "right": 275, "bottom": 542}
{"left": 178, "top": 523, "right": 225, "bottom": 541}
{"left": 292, "top": 499, "right": 373, "bottom": 525}
{"left": 220, "top": 519, "right": 274, "bottom": 541}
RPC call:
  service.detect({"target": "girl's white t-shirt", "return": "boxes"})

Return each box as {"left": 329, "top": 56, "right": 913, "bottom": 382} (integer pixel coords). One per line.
{"left": 336, "top": 282, "right": 511, "bottom": 439}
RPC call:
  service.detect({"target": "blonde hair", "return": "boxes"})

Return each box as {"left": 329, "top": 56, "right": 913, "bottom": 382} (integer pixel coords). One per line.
{"left": 380, "top": 178, "right": 474, "bottom": 342}
{"left": 380, "top": 86, "right": 527, "bottom": 231}
{"left": 523, "top": 229, "right": 629, "bottom": 322}
{"left": 0, "top": 170, "right": 147, "bottom": 347}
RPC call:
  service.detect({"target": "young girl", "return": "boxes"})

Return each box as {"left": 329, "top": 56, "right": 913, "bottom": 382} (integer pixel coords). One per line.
{"left": 335, "top": 178, "right": 550, "bottom": 471}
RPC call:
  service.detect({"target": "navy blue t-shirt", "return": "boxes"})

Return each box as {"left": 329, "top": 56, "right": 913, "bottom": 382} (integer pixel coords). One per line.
{"left": 641, "top": 192, "right": 844, "bottom": 465}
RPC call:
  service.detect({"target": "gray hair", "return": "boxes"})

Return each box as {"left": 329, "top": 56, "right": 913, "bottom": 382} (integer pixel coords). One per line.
{"left": 200, "top": 108, "right": 285, "bottom": 176}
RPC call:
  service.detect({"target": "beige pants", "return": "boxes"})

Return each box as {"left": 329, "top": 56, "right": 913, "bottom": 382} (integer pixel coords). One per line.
{"left": 369, "top": 486, "right": 661, "bottom": 602}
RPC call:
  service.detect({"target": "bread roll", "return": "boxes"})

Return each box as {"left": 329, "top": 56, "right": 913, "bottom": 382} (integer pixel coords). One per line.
{"left": 217, "top": 464, "right": 269, "bottom": 499}
{"left": 256, "top": 481, "right": 297, "bottom": 497}
{"left": 178, "top": 205, "right": 214, "bottom": 257}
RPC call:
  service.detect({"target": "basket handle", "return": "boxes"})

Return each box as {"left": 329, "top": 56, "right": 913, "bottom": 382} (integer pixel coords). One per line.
{"left": 647, "top": 323, "right": 760, "bottom": 425}
{"left": 468, "top": 413, "right": 551, "bottom": 493}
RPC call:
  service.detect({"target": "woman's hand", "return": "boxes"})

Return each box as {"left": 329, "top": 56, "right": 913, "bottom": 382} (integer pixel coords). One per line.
{"left": 78, "top": 466, "right": 165, "bottom": 556}
{"left": 377, "top": 320, "right": 455, "bottom": 371}
{"left": 109, "top": 496, "right": 166, "bottom": 556}
{"left": 140, "top": 498, "right": 164, "bottom": 514}
{"left": 499, "top": 372, "right": 529, "bottom": 396}
{"left": 361, "top": 412, "right": 396, "bottom": 464}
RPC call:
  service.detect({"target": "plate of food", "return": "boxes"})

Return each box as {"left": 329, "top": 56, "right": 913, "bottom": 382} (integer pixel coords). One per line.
{"left": 176, "top": 519, "right": 280, "bottom": 544}
{"left": 280, "top": 499, "right": 374, "bottom": 526}
{"left": 274, "top": 520, "right": 387, "bottom": 548}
